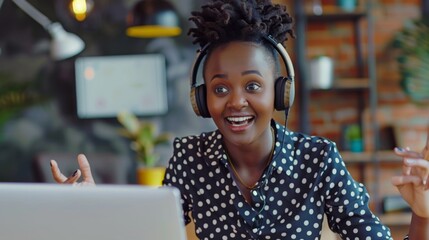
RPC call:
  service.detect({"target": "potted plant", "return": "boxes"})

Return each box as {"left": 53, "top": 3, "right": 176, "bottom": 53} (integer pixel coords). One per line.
{"left": 344, "top": 124, "right": 363, "bottom": 152}
{"left": 0, "top": 73, "right": 46, "bottom": 141}
{"left": 390, "top": 18, "right": 429, "bottom": 150}
{"left": 117, "top": 111, "right": 171, "bottom": 186}
{"left": 392, "top": 17, "right": 429, "bottom": 104}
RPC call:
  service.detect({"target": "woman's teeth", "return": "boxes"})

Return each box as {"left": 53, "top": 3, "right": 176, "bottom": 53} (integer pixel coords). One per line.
{"left": 226, "top": 116, "right": 253, "bottom": 126}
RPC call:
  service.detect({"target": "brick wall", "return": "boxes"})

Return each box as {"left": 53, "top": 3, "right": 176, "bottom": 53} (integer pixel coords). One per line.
{"left": 280, "top": 0, "right": 427, "bottom": 151}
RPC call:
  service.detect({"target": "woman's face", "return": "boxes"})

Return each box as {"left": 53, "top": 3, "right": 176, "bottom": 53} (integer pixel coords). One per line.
{"left": 204, "top": 41, "right": 276, "bottom": 147}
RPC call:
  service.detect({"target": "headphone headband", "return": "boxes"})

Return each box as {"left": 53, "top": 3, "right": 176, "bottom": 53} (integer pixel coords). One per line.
{"left": 191, "top": 36, "right": 294, "bottom": 87}
{"left": 190, "top": 43, "right": 211, "bottom": 88}
{"left": 263, "top": 35, "right": 295, "bottom": 79}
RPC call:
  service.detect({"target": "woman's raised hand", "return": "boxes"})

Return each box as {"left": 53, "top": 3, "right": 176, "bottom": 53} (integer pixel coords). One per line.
{"left": 50, "top": 154, "right": 96, "bottom": 186}
{"left": 392, "top": 142, "right": 429, "bottom": 218}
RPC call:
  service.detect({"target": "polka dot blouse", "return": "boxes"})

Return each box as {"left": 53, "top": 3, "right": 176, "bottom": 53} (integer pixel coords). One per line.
{"left": 163, "top": 121, "right": 393, "bottom": 239}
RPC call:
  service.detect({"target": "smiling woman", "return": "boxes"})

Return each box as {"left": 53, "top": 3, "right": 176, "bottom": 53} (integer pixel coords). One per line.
{"left": 49, "top": 1, "right": 429, "bottom": 239}
{"left": 204, "top": 42, "right": 276, "bottom": 146}
{"left": 163, "top": 0, "right": 394, "bottom": 239}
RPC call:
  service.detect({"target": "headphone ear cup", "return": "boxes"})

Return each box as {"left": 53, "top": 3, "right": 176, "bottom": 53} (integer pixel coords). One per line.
{"left": 191, "top": 84, "right": 211, "bottom": 118}
{"left": 274, "top": 76, "right": 295, "bottom": 111}
{"left": 190, "top": 87, "right": 200, "bottom": 116}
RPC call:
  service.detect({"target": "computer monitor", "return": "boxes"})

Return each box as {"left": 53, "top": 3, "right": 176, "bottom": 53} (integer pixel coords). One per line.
{"left": 75, "top": 54, "right": 168, "bottom": 118}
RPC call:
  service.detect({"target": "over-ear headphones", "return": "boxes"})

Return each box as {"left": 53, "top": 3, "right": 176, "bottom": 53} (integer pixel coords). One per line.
{"left": 190, "top": 35, "right": 295, "bottom": 118}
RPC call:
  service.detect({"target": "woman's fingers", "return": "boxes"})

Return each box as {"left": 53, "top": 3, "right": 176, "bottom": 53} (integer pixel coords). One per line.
{"left": 63, "top": 169, "right": 81, "bottom": 184}
{"left": 395, "top": 147, "right": 415, "bottom": 175}
{"left": 77, "top": 154, "right": 95, "bottom": 184}
{"left": 50, "top": 160, "right": 68, "bottom": 183}
{"left": 403, "top": 161, "right": 412, "bottom": 176}
{"left": 394, "top": 147, "right": 422, "bottom": 158}
{"left": 392, "top": 175, "right": 426, "bottom": 187}
{"left": 394, "top": 147, "right": 429, "bottom": 186}
{"left": 50, "top": 155, "right": 95, "bottom": 185}
{"left": 405, "top": 158, "right": 429, "bottom": 185}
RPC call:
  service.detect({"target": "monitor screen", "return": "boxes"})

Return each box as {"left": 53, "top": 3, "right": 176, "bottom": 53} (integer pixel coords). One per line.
{"left": 75, "top": 54, "right": 168, "bottom": 118}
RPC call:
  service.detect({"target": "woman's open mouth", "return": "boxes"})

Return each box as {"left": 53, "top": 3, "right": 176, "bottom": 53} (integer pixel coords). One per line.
{"left": 226, "top": 116, "right": 254, "bottom": 127}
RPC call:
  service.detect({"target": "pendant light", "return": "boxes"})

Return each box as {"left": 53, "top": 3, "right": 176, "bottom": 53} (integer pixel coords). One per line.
{"left": 126, "top": 0, "right": 181, "bottom": 38}
{"left": 69, "top": 0, "right": 94, "bottom": 22}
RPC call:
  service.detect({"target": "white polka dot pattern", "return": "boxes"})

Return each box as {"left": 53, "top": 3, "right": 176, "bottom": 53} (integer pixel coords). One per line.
{"left": 163, "top": 121, "right": 393, "bottom": 239}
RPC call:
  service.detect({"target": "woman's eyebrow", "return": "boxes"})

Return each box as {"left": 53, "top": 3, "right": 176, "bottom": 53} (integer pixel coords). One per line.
{"left": 209, "top": 70, "right": 262, "bottom": 81}
{"left": 242, "top": 70, "right": 262, "bottom": 76}
{"left": 210, "top": 73, "right": 227, "bottom": 81}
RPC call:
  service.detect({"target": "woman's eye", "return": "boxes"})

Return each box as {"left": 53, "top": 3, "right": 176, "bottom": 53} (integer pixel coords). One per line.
{"left": 246, "top": 82, "right": 261, "bottom": 91}
{"left": 214, "top": 86, "right": 228, "bottom": 94}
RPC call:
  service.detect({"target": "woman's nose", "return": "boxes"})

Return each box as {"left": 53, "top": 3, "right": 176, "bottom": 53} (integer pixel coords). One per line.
{"left": 227, "top": 90, "right": 248, "bottom": 109}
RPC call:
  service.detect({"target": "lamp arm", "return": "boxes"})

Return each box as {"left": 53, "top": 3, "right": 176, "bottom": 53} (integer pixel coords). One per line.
{"left": 12, "top": 0, "right": 52, "bottom": 29}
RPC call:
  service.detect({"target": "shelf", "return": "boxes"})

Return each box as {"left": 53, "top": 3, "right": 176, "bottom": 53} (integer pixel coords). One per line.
{"left": 341, "top": 150, "right": 402, "bottom": 164}
{"left": 306, "top": 6, "right": 366, "bottom": 22}
{"left": 379, "top": 212, "right": 412, "bottom": 226}
{"left": 333, "top": 78, "right": 370, "bottom": 89}
{"left": 311, "top": 78, "right": 369, "bottom": 91}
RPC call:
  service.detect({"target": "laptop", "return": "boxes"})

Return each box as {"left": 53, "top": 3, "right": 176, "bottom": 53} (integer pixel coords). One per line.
{"left": 0, "top": 183, "right": 187, "bottom": 240}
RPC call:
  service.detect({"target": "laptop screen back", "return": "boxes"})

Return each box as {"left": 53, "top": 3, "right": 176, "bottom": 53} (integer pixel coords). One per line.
{"left": 0, "top": 183, "right": 186, "bottom": 240}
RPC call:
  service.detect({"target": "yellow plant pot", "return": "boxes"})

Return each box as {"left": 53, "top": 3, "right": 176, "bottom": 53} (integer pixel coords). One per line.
{"left": 137, "top": 167, "right": 166, "bottom": 186}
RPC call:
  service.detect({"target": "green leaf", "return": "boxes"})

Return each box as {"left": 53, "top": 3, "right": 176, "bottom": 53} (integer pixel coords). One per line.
{"left": 116, "top": 111, "right": 171, "bottom": 167}
{"left": 117, "top": 111, "right": 140, "bottom": 135}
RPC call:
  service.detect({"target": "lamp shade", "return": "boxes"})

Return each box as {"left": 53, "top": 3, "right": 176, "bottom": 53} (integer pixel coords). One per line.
{"left": 11, "top": 0, "right": 85, "bottom": 60}
{"left": 126, "top": 0, "right": 181, "bottom": 38}
{"left": 47, "top": 22, "right": 85, "bottom": 60}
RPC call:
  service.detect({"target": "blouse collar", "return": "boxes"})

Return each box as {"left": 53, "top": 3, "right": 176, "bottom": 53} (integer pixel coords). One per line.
{"left": 200, "top": 120, "right": 294, "bottom": 179}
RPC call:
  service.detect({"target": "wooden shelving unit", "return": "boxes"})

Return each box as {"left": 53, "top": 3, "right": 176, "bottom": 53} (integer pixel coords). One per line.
{"left": 293, "top": 1, "right": 408, "bottom": 229}
{"left": 293, "top": 3, "right": 369, "bottom": 135}
{"left": 311, "top": 78, "right": 370, "bottom": 91}
{"left": 379, "top": 212, "right": 412, "bottom": 226}
{"left": 306, "top": 11, "right": 366, "bottom": 22}
{"left": 341, "top": 150, "right": 401, "bottom": 164}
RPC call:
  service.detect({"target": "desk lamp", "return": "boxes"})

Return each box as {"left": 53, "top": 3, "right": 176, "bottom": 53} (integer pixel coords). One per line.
{"left": 10, "top": 0, "right": 85, "bottom": 60}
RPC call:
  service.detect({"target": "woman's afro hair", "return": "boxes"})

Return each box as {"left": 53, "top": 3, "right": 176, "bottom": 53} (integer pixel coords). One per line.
{"left": 188, "top": 0, "right": 295, "bottom": 48}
